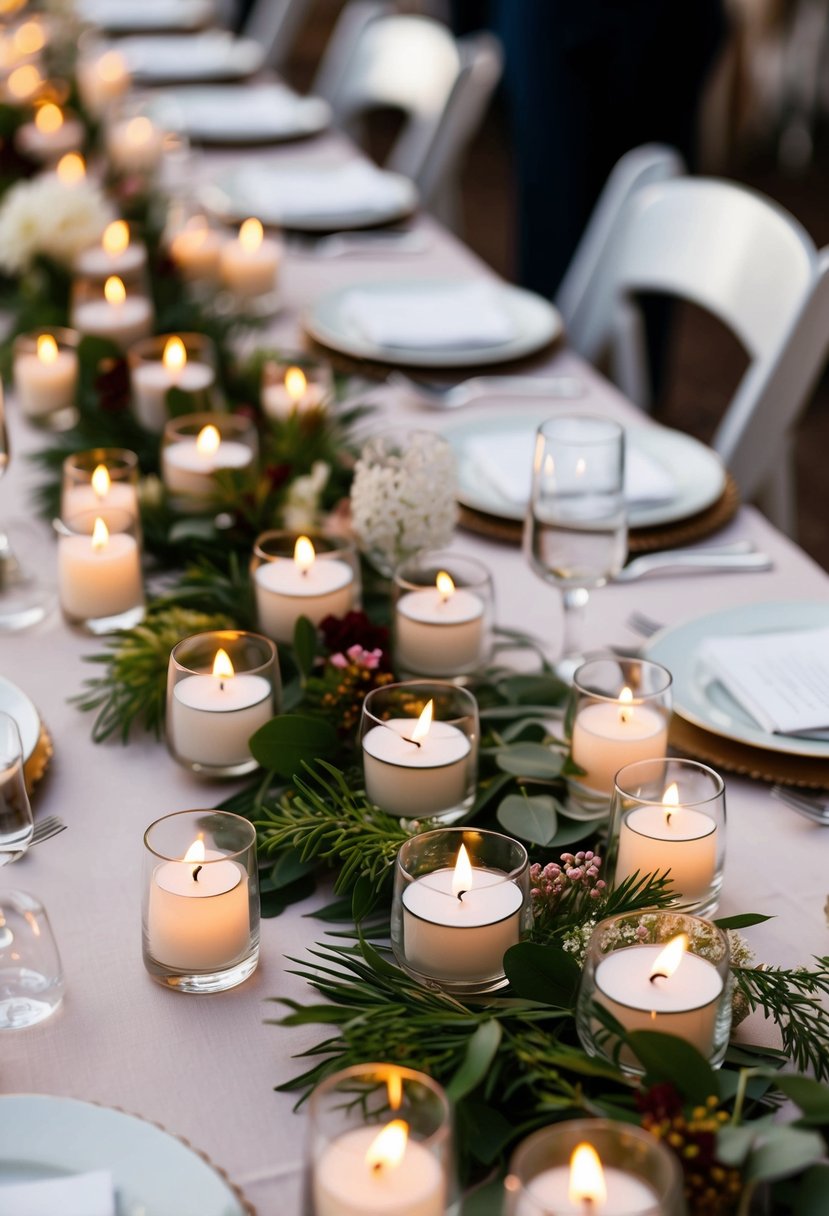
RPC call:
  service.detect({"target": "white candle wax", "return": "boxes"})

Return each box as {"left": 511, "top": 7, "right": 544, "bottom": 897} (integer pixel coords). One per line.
{"left": 77, "top": 54, "right": 130, "bottom": 117}
{"left": 58, "top": 531, "right": 143, "bottom": 621}
{"left": 261, "top": 379, "right": 326, "bottom": 421}
{"left": 107, "top": 117, "right": 164, "bottom": 174}
{"left": 131, "top": 360, "right": 215, "bottom": 432}
{"left": 169, "top": 672, "right": 273, "bottom": 768}
{"left": 75, "top": 241, "right": 147, "bottom": 281}
{"left": 517, "top": 1165, "right": 659, "bottom": 1216}
{"left": 402, "top": 866, "right": 522, "bottom": 984}
{"left": 220, "top": 236, "right": 280, "bottom": 297}
{"left": 396, "top": 588, "right": 484, "bottom": 676}
{"left": 170, "top": 226, "right": 224, "bottom": 281}
{"left": 147, "top": 848, "right": 250, "bottom": 971}
{"left": 72, "top": 296, "right": 153, "bottom": 351}
{"left": 615, "top": 806, "right": 718, "bottom": 904}
{"left": 62, "top": 482, "right": 139, "bottom": 530}
{"left": 162, "top": 439, "right": 253, "bottom": 498}
{"left": 362, "top": 720, "right": 471, "bottom": 819}
{"left": 571, "top": 703, "right": 668, "bottom": 795}
{"left": 13, "top": 348, "right": 78, "bottom": 419}
{"left": 16, "top": 115, "right": 84, "bottom": 162}
{"left": 594, "top": 946, "right": 724, "bottom": 1059}
{"left": 314, "top": 1126, "right": 445, "bottom": 1216}
{"left": 254, "top": 558, "right": 354, "bottom": 644}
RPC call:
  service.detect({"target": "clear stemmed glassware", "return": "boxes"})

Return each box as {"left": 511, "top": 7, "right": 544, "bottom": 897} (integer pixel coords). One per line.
{"left": 0, "top": 712, "right": 34, "bottom": 864}
{"left": 524, "top": 415, "right": 627, "bottom": 680}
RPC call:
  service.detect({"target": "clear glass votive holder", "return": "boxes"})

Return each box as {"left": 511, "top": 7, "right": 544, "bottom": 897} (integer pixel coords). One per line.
{"left": 70, "top": 275, "right": 154, "bottom": 352}
{"left": 393, "top": 550, "right": 494, "bottom": 679}
{"left": 74, "top": 219, "right": 149, "bottom": 286}
{"left": 0, "top": 713, "right": 33, "bottom": 864}
{"left": 166, "top": 630, "right": 279, "bottom": 778}
{"left": 166, "top": 208, "right": 227, "bottom": 287}
{"left": 251, "top": 530, "right": 360, "bottom": 645}
{"left": 218, "top": 218, "right": 283, "bottom": 317}
{"left": 565, "top": 656, "right": 673, "bottom": 813}
{"left": 128, "top": 332, "right": 220, "bottom": 432}
{"left": 104, "top": 97, "right": 167, "bottom": 177}
{"left": 305, "top": 1062, "right": 454, "bottom": 1216}
{"left": 260, "top": 352, "right": 334, "bottom": 422}
{"left": 75, "top": 35, "right": 131, "bottom": 118}
{"left": 0, "top": 890, "right": 65, "bottom": 1029}
{"left": 161, "top": 411, "right": 258, "bottom": 513}
{"left": 361, "top": 681, "right": 479, "bottom": 823}
{"left": 607, "top": 757, "right": 726, "bottom": 916}
{"left": 61, "top": 447, "right": 140, "bottom": 532}
{"left": 58, "top": 507, "right": 144, "bottom": 634}
{"left": 142, "top": 809, "right": 260, "bottom": 993}
{"left": 391, "top": 827, "right": 531, "bottom": 994}
{"left": 12, "top": 327, "right": 79, "bottom": 430}
{"left": 575, "top": 909, "right": 732, "bottom": 1074}
{"left": 504, "top": 1118, "right": 686, "bottom": 1216}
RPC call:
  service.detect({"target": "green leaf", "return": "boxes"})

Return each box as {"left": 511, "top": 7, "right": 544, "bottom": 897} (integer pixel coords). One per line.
{"left": 544, "top": 814, "right": 607, "bottom": 848}
{"left": 714, "top": 913, "right": 773, "bottom": 930}
{"left": 293, "top": 615, "right": 318, "bottom": 680}
{"left": 259, "top": 874, "right": 316, "bottom": 917}
{"left": 503, "top": 942, "right": 580, "bottom": 1007}
{"left": 461, "top": 1178, "right": 507, "bottom": 1216}
{"left": 456, "top": 1103, "right": 515, "bottom": 1166}
{"left": 771, "top": 1074, "right": 829, "bottom": 1125}
{"left": 497, "top": 793, "right": 558, "bottom": 845}
{"left": 249, "top": 715, "right": 337, "bottom": 779}
{"left": 168, "top": 517, "right": 219, "bottom": 543}
{"left": 447, "top": 1020, "right": 502, "bottom": 1101}
{"left": 716, "top": 1125, "right": 757, "bottom": 1166}
{"left": 783, "top": 1164, "right": 829, "bottom": 1215}
{"left": 626, "top": 1031, "right": 719, "bottom": 1104}
{"left": 264, "top": 851, "right": 316, "bottom": 891}
{"left": 351, "top": 875, "right": 380, "bottom": 923}
{"left": 744, "top": 1127, "right": 826, "bottom": 1184}
{"left": 495, "top": 673, "right": 568, "bottom": 706}
{"left": 495, "top": 743, "right": 565, "bottom": 778}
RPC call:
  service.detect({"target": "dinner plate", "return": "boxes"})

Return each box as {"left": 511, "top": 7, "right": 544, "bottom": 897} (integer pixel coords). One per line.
{"left": 443, "top": 410, "right": 726, "bottom": 529}
{"left": 205, "top": 158, "right": 416, "bottom": 230}
{"left": 644, "top": 600, "right": 829, "bottom": 759}
{"left": 116, "top": 33, "right": 263, "bottom": 84}
{"left": 305, "top": 279, "right": 563, "bottom": 368}
{"left": 0, "top": 1095, "right": 248, "bottom": 1215}
{"left": 0, "top": 677, "right": 39, "bottom": 764}
{"left": 155, "top": 84, "right": 331, "bottom": 147}
{"left": 76, "top": 0, "right": 215, "bottom": 34}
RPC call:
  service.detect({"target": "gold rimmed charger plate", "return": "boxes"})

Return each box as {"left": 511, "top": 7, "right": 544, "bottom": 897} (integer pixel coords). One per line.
{"left": 24, "top": 720, "right": 53, "bottom": 795}
{"left": 669, "top": 714, "right": 829, "bottom": 790}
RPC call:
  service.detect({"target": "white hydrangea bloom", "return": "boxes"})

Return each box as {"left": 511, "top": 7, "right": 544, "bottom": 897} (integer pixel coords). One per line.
{"left": 0, "top": 173, "right": 112, "bottom": 274}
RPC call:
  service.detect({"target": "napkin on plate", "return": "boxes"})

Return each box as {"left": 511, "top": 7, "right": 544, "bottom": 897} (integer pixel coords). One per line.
{"left": 122, "top": 32, "right": 246, "bottom": 75}
{"left": 0, "top": 1170, "right": 114, "bottom": 1216}
{"left": 178, "top": 85, "right": 306, "bottom": 136}
{"left": 699, "top": 626, "right": 829, "bottom": 738}
{"left": 233, "top": 160, "right": 405, "bottom": 217}
{"left": 463, "top": 431, "right": 676, "bottom": 508}
{"left": 344, "top": 283, "right": 517, "bottom": 349}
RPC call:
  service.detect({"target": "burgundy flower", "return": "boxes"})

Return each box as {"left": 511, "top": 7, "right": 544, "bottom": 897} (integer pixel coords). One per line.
{"left": 320, "top": 611, "right": 391, "bottom": 668}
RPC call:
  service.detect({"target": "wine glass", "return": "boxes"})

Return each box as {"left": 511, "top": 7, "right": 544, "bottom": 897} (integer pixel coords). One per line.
{"left": 0, "top": 712, "right": 34, "bottom": 863}
{"left": 524, "top": 415, "right": 627, "bottom": 680}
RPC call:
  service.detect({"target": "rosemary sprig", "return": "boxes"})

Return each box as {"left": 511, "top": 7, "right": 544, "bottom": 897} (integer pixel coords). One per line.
{"left": 732, "top": 958, "right": 829, "bottom": 1080}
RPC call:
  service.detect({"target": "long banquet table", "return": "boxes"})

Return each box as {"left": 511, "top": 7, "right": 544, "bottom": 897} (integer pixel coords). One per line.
{"left": 1, "top": 113, "right": 828, "bottom": 1214}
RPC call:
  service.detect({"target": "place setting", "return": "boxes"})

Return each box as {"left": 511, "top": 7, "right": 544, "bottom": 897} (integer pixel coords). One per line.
{"left": 153, "top": 83, "right": 333, "bottom": 148}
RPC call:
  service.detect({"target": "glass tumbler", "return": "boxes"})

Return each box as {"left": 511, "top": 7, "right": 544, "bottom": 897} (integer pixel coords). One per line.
{"left": 0, "top": 713, "right": 33, "bottom": 863}
{"left": 61, "top": 447, "right": 140, "bottom": 532}
{"left": 161, "top": 411, "right": 258, "bottom": 514}
{"left": 0, "top": 891, "right": 64, "bottom": 1029}
{"left": 251, "top": 530, "right": 360, "bottom": 645}
{"left": 128, "top": 332, "right": 219, "bottom": 432}
{"left": 12, "top": 328, "right": 79, "bottom": 431}
{"left": 393, "top": 550, "right": 494, "bottom": 679}
{"left": 57, "top": 507, "right": 144, "bottom": 634}
{"left": 260, "top": 352, "right": 334, "bottom": 422}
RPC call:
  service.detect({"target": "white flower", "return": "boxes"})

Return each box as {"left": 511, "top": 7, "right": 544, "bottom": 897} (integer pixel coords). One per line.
{"left": 282, "top": 460, "right": 330, "bottom": 533}
{"left": 0, "top": 172, "right": 112, "bottom": 274}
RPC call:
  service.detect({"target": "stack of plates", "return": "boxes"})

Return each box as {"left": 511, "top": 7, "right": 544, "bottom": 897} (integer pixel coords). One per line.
{"left": 76, "top": 0, "right": 215, "bottom": 33}
{"left": 115, "top": 33, "right": 263, "bottom": 84}
{"left": 155, "top": 85, "right": 331, "bottom": 147}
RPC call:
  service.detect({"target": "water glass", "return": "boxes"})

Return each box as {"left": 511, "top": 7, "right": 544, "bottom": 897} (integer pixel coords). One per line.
{"left": 0, "top": 713, "right": 33, "bottom": 863}
{"left": 0, "top": 891, "right": 64, "bottom": 1029}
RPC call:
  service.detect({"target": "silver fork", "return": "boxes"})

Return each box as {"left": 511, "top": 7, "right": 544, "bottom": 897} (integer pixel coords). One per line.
{"left": 770, "top": 785, "right": 829, "bottom": 824}
{"left": 3, "top": 815, "right": 67, "bottom": 863}
{"left": 386, "top": 369, "right": 585, "bottom": 411}
{"left": 626, "top": 610, "right": 666, "bottom": 638}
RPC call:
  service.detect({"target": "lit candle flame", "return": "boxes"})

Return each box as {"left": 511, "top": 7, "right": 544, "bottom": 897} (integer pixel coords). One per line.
{"left": 649, "top": 933, "right": 689, "bottom": 983}
{"left": 239, "top": 217, "right": 263, "bottom": 253}
{"left": 91, "top": 464, "right": 111, "bottom": 498}
{"left": 103, "top": 220, "right": 129, "bottom": 257}
{"left": 663, "top": 781, "right": 679, "bottom": 827}
{"left": 568, "top": 1143, "right": 607, "bottom": 1207}
{"left": 56, "top": 152, "right": 85, "bottom": 184}
{"left": 212, "top": 648, "right": 234, "bottom": 680}
{"left": 36, "top": 333, "right": 58, "bottom": 365}
{"left": 183, "top": 837, "right": 206, "bottom": 864}
{"left": 436, "top": 570, "right": 455, "bottom": 601}
{"left": 163, "top": 336, "right": 187, "bottom": 377}
{"left": 618, "top": 686, "right": 633, "bottom": 725}
{"left": 91, "top": 517, "right": 109, "bottom": 551}
{"left": 104, "top": 275, "right": 126, "bottom": 307}
{"left": 195, "top": 425, "right": 220, "bottom": 457}
{"left": 411, "top": 699, "right": 433, "bottom": 745}
{"left": 387, "top": 1069, "right": 403, "bottom": 1112}
{"left": 35, "top": 102, "right": 63, "bottom": 134}
{"left": 365, "top": 1119, "right": 409, "bottom": 1175}
{"left": 14, "top": 20, "right": 45, "bottom": 57}
{"left": 8, "top": 63, "right": 41, "bottom": 100}
{"left": 294, "top": 535, "right": 315, "bottom": 574}
{"left": 284, "top": 366, "right": 307, "bottom": 402}
{"left": 451, "top": 842, "right": 473, "bottom": 900}
{"left": 125, "top": 115, "right": 154, "bottom": 147}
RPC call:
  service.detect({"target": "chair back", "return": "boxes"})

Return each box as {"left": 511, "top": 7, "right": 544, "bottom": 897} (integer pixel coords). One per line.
{"left": 242, "top": 0, "right": 312, "bottom": 71}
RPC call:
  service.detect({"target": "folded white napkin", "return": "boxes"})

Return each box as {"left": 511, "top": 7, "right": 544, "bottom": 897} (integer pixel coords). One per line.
{"left": 79, "top": 0, "right": 209, "bottom": 29}
{"left": 344, "top": 283, "right": 517, "bottom": 349}
{"left": 123, "top": 32, "right": 254, "bottom": 76}
{"left": 0, "top": 1170, "right": 114, "bottom": 1216}
{"left": 464, "top": 431, "right": 676, "bottom": 508}
{"left": 233, "top": 160, "right": 404, "bottom": 216}
{"left": 699, "top": 626, "right": 829, "bottom": 737}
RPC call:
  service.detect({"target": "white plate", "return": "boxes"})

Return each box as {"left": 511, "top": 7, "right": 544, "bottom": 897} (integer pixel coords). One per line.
{"left": 644, "top": 600, "right": 829, "bottom": 759}
{"left": 0, "top": 677, "right": 39, "bottom": 764}
{"left": 443, "top": 409, "right": 726, "bottom": 529}
{"left": 305, "top": 279, "right": 563, "bottom": 368}
{"left": 205, "top": 158, "right": 416, "bottom": 230}
{"left": 77, "top": 0, "right": 214, "bottom": 33}
{"left": 155, "top": 84, "right": 331, "bottom": 146}
{"left": 0, "top": 1095, "right": 247, "bottom": 1216}
{"left": 117, "top": 33, "right": 263, "bottom": 84}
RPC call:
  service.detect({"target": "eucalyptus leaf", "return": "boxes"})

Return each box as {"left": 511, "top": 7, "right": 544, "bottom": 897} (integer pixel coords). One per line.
{"left": 265, "top": 851, "right": 317, "bottom": 891}
{"left": 744, "top": 1127, "right": 826, "bottom": 1184}
{"left": 769, "top": 1073, "right": 829, "bottom": 1124}
{"left": 447, "top": 1020, "right": 502, "bottom": 1101}
{"left": 543, "top": 814, "right": 607, "bottom": 849}
{"left": 497, "top": 793, "right": 558, "bottom": 845}
{"left": 460, "top": 1178, "right": 506, "bottom": 1216}
{"left": 495, "top": 743, "right": 565, "bottom": 778}
{"left": 293, "top": 615, "right": 318, "bottom": 680}
{"left": 168, "top": 517, "right": 219, "bottom": 543}
{"left": 783, "top": 1164, "right": 829, "bottom": 1215}
{"left": 495, "top": 673, "right": 569, "bottom": 706}
{"left": 456, "top": 1103, "right": 515, "bottom": 1166}
{"left": 249, "top": 714, "right": 337, "bottom": 779}
{"left": 626, "top": 1031, "right": 718, "bottom": 1104}
{"left": 716, "top": 1125, "right": 757, "bottom": 1167}
{"left": 503, "top": 942, "right": 580, "bottom": 1007}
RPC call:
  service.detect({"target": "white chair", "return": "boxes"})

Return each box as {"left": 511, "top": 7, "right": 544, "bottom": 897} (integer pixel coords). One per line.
{"left": 564, "top": 173, "right": 829, "bottom": 535}
{"left": 241, "top": 0, "right": 313, "bottom": 72}
{"left": 312, "top": 8, "right": 503, "bottom": 226}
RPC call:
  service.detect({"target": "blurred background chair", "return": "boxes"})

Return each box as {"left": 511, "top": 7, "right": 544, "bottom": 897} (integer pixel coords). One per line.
{"left": 239, "top": 0, "right": 315, "bottom": 73}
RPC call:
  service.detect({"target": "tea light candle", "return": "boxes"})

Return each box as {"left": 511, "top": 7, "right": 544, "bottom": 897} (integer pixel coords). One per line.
{"left": 594, "top": 933, "right": 724, "bottom": 1057}
{"left": 62, "top": 461, "right": 139, "bottom": 530}
{"left": 5, "top": 63, "right": 43, "bottom": 104}
{"left": 571, "top": 688, "right": 668, "bottom": 795}
{"left": 169, "top": 216, "right": 225, "bottom": 282}
{"left": 77, "top": 49, "right": 130, "bottom": 117}
{"left": 401, "top": 842, "right": 522, "bottom": 985}
{"left": 131, "top": 336, "right": 215, "bottom": 432}
{"left": 58, "top": 516, "right": 143, "bottom": 622}
{"left": 261, "top": 364, "right": 326, "bottom": 421}
{"left": 615, "top": 782, "right": 718, "bottom": 906}
{"left": 362, "top": 700, "right": 471, "bottom": 819}
{"left": 13, "top": 333, "right": 78, "bottom": 420}
{"left": 75, "top": 219, "right": 147, "bottom": 280}
{"left": 220, "top": 218, "right": 280, "bottom": 297}
{"left": 516, "top": 1142, "right": 659, "bottom": 1216}
{"left": 162, "top": 422, "right": 253, "bottom": 499}
{"left": 73, "top": 275, "right": 153, "bottom": 351}
{"left": 147, "top": 836, "right": 250, "bottom": 971}
{"left": 17, "top": 102, "right": 84, "bottom": 162}
{"left": 55, "top": 151, "right": 86, "bottom": 186}
{"left": 396, "top": 571, "right": 484, "bottom": 676}
{"left": 314, "top": 1120, "right": 444, "bottom": 1216}
{"left": 254, "top": 536, "right": 354, "bottom": 643}
{"left": 107, "top": 114, "right": 164, "bottom": 175}
{"left": 169, "top": 647, "right": 273, "bottom": 769}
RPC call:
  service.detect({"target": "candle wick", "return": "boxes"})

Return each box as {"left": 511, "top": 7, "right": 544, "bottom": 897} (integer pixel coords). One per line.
{"left": 401, "top": 735, "right": 421, "bottom": 749}
{"left": 219, "top": 681, "right": 225, "bottom": 692}
{"left": 649, "top": 970, "right": 667, "bottom": 983}
{"left": 456, "top": 889, "right": 467, "bottom": 902}
{"left": 192, "top": 865, "right": 202, "bottom": 883}
{"left": 371, "top": 1161, "right": 384, "bottom": 1176}
{"left": 666, "top": 811, "right": 672, "bottom": 826}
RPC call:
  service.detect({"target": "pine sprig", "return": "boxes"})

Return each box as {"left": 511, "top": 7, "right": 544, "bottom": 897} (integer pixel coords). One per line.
{"left": 732, "top": 958, "right": 829, "bottom": 1080}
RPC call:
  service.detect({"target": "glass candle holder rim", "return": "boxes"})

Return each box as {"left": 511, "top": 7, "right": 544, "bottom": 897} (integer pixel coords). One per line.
{"left": 393, "top": 549, "right": 493, "bottom": 591}
{"left": 613, "top": 756, "right": 725, "bottom": 809}
{"left": 308, "top": 1060, "right": 452, "bottom": 1151}
{"left": 572, "top": 656, "right": 673, "bottom": 700}
{"left": 127, "top": 331, "right": 218, "bottom": 363}
{"left": 591, "top": 907, "right": 730, "bottom": 960}
{"left": 162, "top": 410, "right": 256, "bottom": 439}
{"left": 14, "top": 326, "right": 80, "bottom": 351}
{"left": 62, "top": 505, "right": 137, "bottom": 534}
{"left": 170, "top": 629, "right": 277, "bottom": 677}
{"left": 63, "top": 446, "right": 139, "bottom": 476}
{"left": 397, "top": 826, "right": 529, "bottom": 886}
{"left": 0, "top": 709, "right": 24, "bottom": 761}
{"left": 362, "top": 679, "right": 478, "bottom": 730}
{"left": 143, "top": 807, "right": 256, "bottom": 864}
{"left": 252, "top": 528, "right": 356, "bottom": 563}
{"left": 536, "top": 413, "right": 624, "bottom": 445}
